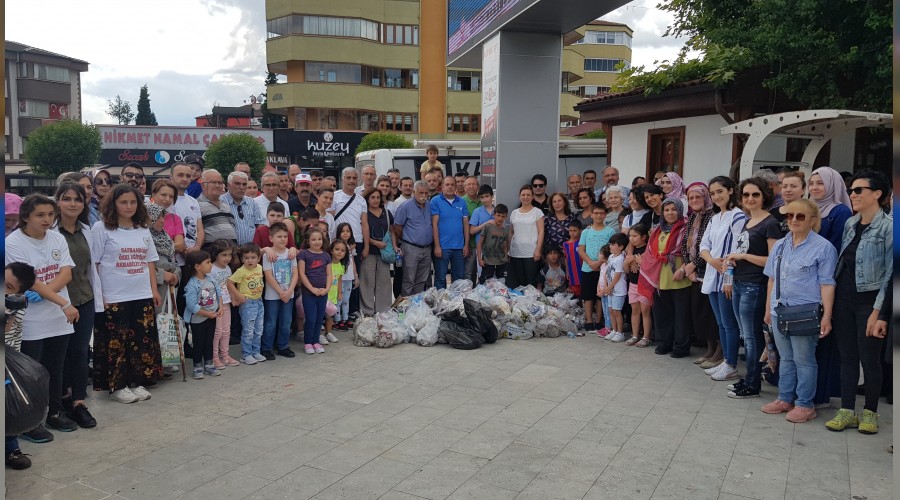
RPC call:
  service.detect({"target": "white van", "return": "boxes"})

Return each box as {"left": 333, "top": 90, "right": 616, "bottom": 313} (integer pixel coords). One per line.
{"left": 354, "top": 139, "right": 607, "bottom": 184}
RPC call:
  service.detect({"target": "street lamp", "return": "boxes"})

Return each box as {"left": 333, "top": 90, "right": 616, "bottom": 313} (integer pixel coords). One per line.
{"left": 244, "top": 94, "right": 265, "bottom": 127}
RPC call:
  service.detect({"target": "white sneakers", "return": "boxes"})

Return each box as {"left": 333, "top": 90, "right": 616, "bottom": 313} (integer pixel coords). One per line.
{"left": 111, "top": 387, "right": 139, "bottom": 404}
{"left": 711, "top": 363, "right": 739, "bottom": 381}
{"left": 607, "top": 331, "right": 626, "bottom": 342}
{"left": 242, "top": 354, "right": 258, "bottom": 365}
{"left": 704, "top": 361, "right": 725, "bottom": 375}
{"left": 326, "top": 333, "right": 339, "bottom": 343}
{"left": 132, "top": 386, "right": 152, "bottom": 401}
{"left": 319, "top": 335, "right": 330, "bottom": 345}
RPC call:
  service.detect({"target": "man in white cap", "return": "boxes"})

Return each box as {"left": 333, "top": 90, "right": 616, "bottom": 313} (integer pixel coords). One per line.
{"left": 288, "top": 173, "right": 317, "bottom": 215}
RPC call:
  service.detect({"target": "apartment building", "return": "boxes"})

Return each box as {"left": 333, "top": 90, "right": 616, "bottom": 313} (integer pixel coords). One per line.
{"left": 5, "top": 41, "right": 89, "bottom": 161}
{"left": 264, "top": 1, "right": 632, "bottom": 139}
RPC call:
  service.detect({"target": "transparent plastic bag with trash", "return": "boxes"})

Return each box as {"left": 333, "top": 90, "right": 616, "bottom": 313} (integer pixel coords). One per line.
{"left": 353, "top": 317, "right": 378, "bottom": 347}
{"left": 417, "top": 316, "right": 441, "bottom": 346}
{"left": 374, "top": 310, "right": 408, "bottom": 348}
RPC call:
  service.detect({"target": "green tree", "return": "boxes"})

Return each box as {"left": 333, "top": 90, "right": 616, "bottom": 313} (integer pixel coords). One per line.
{"left": 616, "top": 0, "right": 891, "bottom": 112}
{"left": 260, "top": 72, "right": 287, "bottom": 129}
{"left": 25, "top": 119, "right": 102, "bottom": 178}
{"left": 106, "top": 94, "right": 134, "bottom": 125}
{"left": 135, "top": 84, "right": 158, "bottom": 125}
{"left": 204, "top": 133, "right": 267, "bottom": 179}
{"left": 579, "top": 129, "right": 607, "bottom": 139}
{"left": 356, "top": 132, "right": 414, "bottom": 154}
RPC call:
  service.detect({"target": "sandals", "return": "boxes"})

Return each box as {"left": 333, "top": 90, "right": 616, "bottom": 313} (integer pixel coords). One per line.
{"left": 624, "top": 336, "right": 640, "bottom": 346}
{"left": 635, "top": 338, "right": 651, "bottom": 348}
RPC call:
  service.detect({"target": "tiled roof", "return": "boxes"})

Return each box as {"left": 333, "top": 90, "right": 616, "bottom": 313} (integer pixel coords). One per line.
{"left": 5, "top": 40, "right": 89, "bottom": 64}
{"left": 577, "top": 78, "right": 708, "bottom": 105}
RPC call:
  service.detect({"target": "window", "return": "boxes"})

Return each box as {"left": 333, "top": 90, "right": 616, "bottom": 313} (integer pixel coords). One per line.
{"left": 447, "top": 70, "right": 481, "bottom": 91}
{"left": 568, "top": 86, "right": 611, "bottom": 98}
{"left": 447, "top": 114, "right": 480, "bottom": 133}
{"left": 304, "top": 62, "right": 416, "bottom": 88}
{"left": 302, "top": 109, "right": 417, "bottom": 132}
{"left": 384, "top": 24, "right": 418, "bottom": 45}
{"left": 267, "top": 15, "right": 380, "bottom": 42}
{"left": 575, "top": 30, "right": 632, "bottom": 47}
{"left": 583, "top": 58, "right": 629, "bottom": 72}
{"left": 384, "top": 113, "right": 418, "bottom": 132}
{"left": 33, "top": 64, "right": 70, "bottom": 83}
{"left": 18, "top": 100, "right": 49, "bottom": 118}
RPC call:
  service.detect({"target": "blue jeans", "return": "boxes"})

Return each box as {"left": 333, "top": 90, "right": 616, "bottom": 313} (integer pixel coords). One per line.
{"left": 731, "top": 281, "right": 767, "bottom": 389}
{"left": 239, "top": 299, "right": 264, "bottom": 358}
{"left": 302, "top": 292, "right": 327, "bottom": 345}
{"left": 6, "top": 435, "right": 19, "bottom": 454}
{"left": 433, "top": 248, "right": 464, "bottom": 289}
{"left": 337, "top": 280, "right": 352, "bottom": 322}
{"left": 709, "top": 291, "right": 740, "bottom": 366}
{"left": 772, "top": 316, "right": 818, "bottom": 408}
{"left": 601, "top": 296, "right": 611, "bottom": 329}
{"left": 263, "top": 298, "right": 293, "bottom": 352}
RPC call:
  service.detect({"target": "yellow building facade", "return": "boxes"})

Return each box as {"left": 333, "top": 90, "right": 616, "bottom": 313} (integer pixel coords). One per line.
{"left": 264, "top": 1, "right": 632, "bottom": 139}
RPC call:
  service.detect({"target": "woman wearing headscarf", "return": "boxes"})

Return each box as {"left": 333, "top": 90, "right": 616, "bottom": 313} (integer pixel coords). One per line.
{"left": 147, "top": 202, "right": 181, "bottom": 313}
{"left": 676, "top": 182, "right": 721, "bottom": 368}
{"left": 807, "top": 166, "right": 852, "bottom": 250}
{"left": 90, "top": 169, "right": 113, "bottom": 226}
{"left": 640, "top": 198, "right": 692, "bottom": 357}
{"left": 659, "top": 172, "right": 687, "bottom": 206}
{"left": 806, "top": 166, "right": 852, "bottom": 408}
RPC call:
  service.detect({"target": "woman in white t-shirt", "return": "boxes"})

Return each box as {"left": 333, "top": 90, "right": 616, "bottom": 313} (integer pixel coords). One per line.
{"left": 92, "top": 184, "right": 163, "bottom": 404}
{"left": 507, "top": 185, "right": 545, "bottom": 289}
{"left": 5, "top": 195, "right": 80, "bottom": 440}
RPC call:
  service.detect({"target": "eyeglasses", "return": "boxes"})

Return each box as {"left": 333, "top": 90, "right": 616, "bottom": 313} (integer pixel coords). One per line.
{"left": 532, "top": 183, "right": 545, "bottom": 188}
{"left": 741, "top": 192, "right": 762, "bottom": 198}
{"left": 236, "top": 204, "right": 244, "bottom": 219}
{"left": 203, "top": 181, "right": 225, "bottom": 186}
{"left": 847, "top": 186, "right": 874, "bottom": 196}
{"left": 262, "top": 183, "right": 279, "bottom": 188}
{"left": 122, "top": 172, "right": 144, "bottom": 180}
{"left": 94, "top": 178, "right": 111, "bottom": 186}
{"left": 785, "top": 212, "right": 811, "bottom": 221}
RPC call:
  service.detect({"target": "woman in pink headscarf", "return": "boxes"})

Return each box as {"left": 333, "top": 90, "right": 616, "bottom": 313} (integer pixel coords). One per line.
{"left": 659, "top": 172, "right": 687, "bottom": 207}
{"left": 807, "top": 166, "right": 852, "bottom": 250}
{"left": 676, "top": 182, "right": 721, "bottom": 368}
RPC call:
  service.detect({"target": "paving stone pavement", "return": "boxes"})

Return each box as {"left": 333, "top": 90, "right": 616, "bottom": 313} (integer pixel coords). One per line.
{"left": 6, "top": 334, "right": 893, "bottom": 500}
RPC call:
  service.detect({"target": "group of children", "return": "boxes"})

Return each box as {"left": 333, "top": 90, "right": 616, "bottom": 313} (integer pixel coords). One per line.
{"left": 180, "top": 207, "right": 361, "bottom": 379}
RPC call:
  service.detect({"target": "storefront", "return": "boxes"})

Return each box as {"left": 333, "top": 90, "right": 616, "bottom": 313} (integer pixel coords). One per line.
{"left": 274, "top": 130, "right": 366, "bottom": 179}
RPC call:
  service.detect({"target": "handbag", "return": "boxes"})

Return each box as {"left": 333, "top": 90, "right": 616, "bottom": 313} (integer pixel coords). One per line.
{"left": 378, "top": 211, "right": 397, "bottom": 264}
{"left": 156, "top": 286, "right": 185, "bottom": 366}
{"left": 773, "top": 243, "right": 822, "bottom": 336}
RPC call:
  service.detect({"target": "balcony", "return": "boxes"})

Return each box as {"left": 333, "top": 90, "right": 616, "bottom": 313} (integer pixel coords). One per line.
{"left": 561, "top": 50, "right": 584, "bottom": 84}
{"left": 266, "top": 82, "right": 419, "bottom": 113}
{"left": 446, "top": 91, "right": 482, "bottom": 115}
{"left": 560, "top": 92, "right": 583, "bottom": 122}
{"left": 267, "top": 36, "right": 418, "bottom": 71}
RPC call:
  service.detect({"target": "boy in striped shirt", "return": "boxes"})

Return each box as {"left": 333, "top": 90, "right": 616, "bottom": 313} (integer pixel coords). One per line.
{"left": 562, "top": 220, "right": 583, "bottom": 297}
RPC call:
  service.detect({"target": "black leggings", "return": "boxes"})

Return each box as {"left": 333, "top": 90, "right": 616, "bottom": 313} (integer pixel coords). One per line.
{"left": 506, "top": 257, "right": 540, "bottom": 289}
{"left": 833, "top": 290, "right": 883, "bottom": 412}
{"left": 21, "top": 334, "right": 71, "bottom": 417}
{"left": 190, "top": 318, "right": 215, "bottom": 366}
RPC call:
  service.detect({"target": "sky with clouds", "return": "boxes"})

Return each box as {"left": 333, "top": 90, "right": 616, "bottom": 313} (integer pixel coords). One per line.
{"left": 6, "top": 0, "right": 686, "bottom": 127}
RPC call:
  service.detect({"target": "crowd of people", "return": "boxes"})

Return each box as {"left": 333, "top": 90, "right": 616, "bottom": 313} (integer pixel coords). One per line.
{"left": 3, "top": 151, "right": 892, "bottom": 471}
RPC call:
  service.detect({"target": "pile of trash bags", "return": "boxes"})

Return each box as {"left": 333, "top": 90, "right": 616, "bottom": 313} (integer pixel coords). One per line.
{"left": 353, "top": 279, "right": 583, "bottom": 349}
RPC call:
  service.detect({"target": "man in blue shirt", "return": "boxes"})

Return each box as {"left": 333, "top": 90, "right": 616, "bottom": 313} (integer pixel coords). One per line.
{"left": 430, "top": 176, "right": 469, "bottom": 289}
{"left": 393, "top": 181, "right": 434, "bottom": 295}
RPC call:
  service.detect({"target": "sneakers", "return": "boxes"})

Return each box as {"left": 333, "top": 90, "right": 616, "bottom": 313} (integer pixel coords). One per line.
{"left": 313, "top": 343, "right": 325, "bottom": 354}
{"left": 204, "top": 365, "right": 221, "bottom": 377}
{"left": 192, "top": 367, "right": 205, "bottom": 379}
{"left": 242, "top": 354, "right": 258, "bottom": 365}
{"left": 608, "top": 331, "right": 626, "bottom": 342}
{"left": 704, "top": 361, "right": 725, "bottom": 375}
{"left": 825, "top": 408, "right": 859, "bottom": 431}
{"left": 583, "top": 323, "right": 597, "bottom": 333}
{"left": 728, "top": 385, "right": 760, "bottom": 399}
{"left": 858, "top": 409, "right": 879, "bottom": 434}
{"left": 597, "top": 327, "right": 610, "bottom": 338}
{"left": 785, "top": 406, "right": 817, "bottom": 423}
{"left": 326, "top": 333, "right": 339, "bottom": 343}
{"left": 727, "top": 379, "right": 747, "bottom": 392}
{"left": 252, "top": 353, "right": 267, "bottom": 362}
{"left": 261, "top": 351, "right": 276, "bottom": 361}
{"left": 223, "top": 356, "right": 241, "bottom": 367}
{"left": 761, "top": 400, "right": 795, "bottom": 414}
{"left": 46, "top": 412, "right": 78, "bottom": 432}
{"left": 70, "top": 404, "right": 97, "bottom": 429}
{"left": 318, "top": 335, "right": 330, "bottom": 345}
{"left": 5, "top": 449, "right": 31, "bottom": 470}
{"left": 304, "top": 344, "right": 315, "bottom": 354}
{"left": 111, "top": 387, "right": 139, "bottom": 404}
{"left": 711, "top": 364, "right": 739, "bottom": 381}
{"left": 277, "top": 348, "right": 296, "bottom": 358}
{"left": 132, "top": 386, "right": 152, "bottom": 401}
{"left": 20, "top": 424, "right": 53, "bottom": 443}
{"left": 654, "top": 345, "right": 673, "bottom": 355}
{"left": 334, "top": 321, "right": 348, "bottom": 331}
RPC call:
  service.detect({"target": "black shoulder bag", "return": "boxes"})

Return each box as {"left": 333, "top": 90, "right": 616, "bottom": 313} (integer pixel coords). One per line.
{"left": 334, "top": 194, "right": 357, "bottom": 221}
{"left": 774, "top": 242, "right": 822, "bottom": 336}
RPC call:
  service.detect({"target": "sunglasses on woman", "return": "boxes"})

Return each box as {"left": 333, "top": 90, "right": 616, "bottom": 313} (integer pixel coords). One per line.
{"left": 741, "top": 191, "right": 762, "bottom": 198}
{"left": 94, "top": 178, "right": 111, "bottom": 185}
{"left": 846, "top": 186, "right": 874, "bottom": 196}
{"left": 784, "top": 212, "right": 813, "bottom": 221}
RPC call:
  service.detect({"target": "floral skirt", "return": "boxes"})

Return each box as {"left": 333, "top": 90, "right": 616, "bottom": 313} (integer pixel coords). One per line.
{"left": 93, "top": 298, "right": 163, "bottom": 392}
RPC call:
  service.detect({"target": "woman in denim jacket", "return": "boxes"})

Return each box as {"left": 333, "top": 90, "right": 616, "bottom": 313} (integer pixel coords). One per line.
{"left": 826, "top": 169, "right": 892, "bottom": 435}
